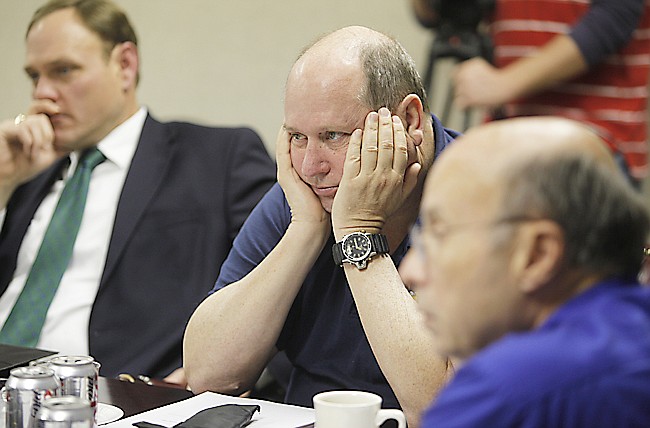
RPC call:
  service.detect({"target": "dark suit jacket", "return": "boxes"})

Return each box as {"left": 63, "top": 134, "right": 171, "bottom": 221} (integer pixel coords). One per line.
{"left": 0, "top": 114, "right": 276, "bottom": 378}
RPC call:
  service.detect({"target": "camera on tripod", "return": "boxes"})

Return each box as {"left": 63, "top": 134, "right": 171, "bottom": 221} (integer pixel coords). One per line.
{"left": 424, "top": 0, "right": 494, "bottom": 61}
{"left": 420, "top": 0, "right": 495, "bottom": 129}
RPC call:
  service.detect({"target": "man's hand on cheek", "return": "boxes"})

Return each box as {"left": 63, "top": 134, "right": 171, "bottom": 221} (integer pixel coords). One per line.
{"left": 332, "top": 108, "right": 421, "bottom": 241}
{"left": 275, "top": 127, "right": 329, "bottom": 227}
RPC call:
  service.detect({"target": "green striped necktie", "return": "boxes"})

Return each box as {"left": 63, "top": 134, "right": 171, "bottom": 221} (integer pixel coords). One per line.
{"left": 0, "top": 147, "right": 106, "bottom": 347}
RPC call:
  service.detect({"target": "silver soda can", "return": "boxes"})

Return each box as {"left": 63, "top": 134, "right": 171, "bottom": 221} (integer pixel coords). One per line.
{"left": 35, "top": 397, "right": 92, "bottom": 428}
{"left": 44, "top": 357, "right": 98, "bottom": 417}
{"left": 4, "top": 366, "right": 60, "bottom": 428}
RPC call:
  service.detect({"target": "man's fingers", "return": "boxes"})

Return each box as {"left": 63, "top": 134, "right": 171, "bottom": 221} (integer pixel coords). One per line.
{"left": 11, "top": 120, "right": 36, "bottom": 157}
{"left": 392, "top": 115, "right": 409, "bottom": 175}
{"left": 275, "top": 127, "right": 292, "bottom": 172}
{"left": 29, "top": 115, "right": 54, "bottom": 155}
{"left": 19, "top": 115, "right": 55, "bottom": 159}
{"left": 27, "top": 99, "right": 60, "bottom": 117}
{"left": 359, "top": 111, "right": 379, "bottom": 175}
{"left": 342, "top": 128, "right": 363, "bottom": 180}
{"left": 375, "top": 108, "right": 393, "bottom": 172}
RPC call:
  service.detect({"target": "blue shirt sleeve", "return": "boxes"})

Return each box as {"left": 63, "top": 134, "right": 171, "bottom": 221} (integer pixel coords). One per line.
{"left": 212, "top": 183, "right": 291, "bottom": 291}
{"left": 569, "top": 0, "right": 645, "bottom": 66}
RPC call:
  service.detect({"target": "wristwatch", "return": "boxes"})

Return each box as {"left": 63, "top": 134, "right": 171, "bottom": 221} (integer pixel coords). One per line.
{"left": 332, "top": 232, "right": 390, "bottom": 269}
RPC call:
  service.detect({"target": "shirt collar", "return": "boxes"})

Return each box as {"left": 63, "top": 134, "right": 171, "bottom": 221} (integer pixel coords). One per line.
{"left": 70, "top": 107, "right": 147, "bottom": 171}
{"left": 96, "top": 107, "right": 147, "bottom": 169}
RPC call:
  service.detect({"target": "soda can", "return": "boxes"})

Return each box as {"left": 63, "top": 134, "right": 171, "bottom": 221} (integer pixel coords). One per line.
{"left": 35, "top": 397, "right": 92, "bottom": 428}
{"left": 4, "top": 366, "right": 60, "bottom": 428}
{"left": 42, "top": 357, "right": 98, "bottom": 417}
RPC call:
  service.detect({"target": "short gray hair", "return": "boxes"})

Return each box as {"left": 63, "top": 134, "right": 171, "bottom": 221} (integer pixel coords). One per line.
{"left": 501, "top": 154, "right": 649, "bottom": 278}
{"left": 358, "top": 37, "right": 430, "bottom": 113}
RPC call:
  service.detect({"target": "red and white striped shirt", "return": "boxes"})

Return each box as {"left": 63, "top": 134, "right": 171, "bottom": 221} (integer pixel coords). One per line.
{"left": 491, "top": 0, "right": 650, "bottom": 179}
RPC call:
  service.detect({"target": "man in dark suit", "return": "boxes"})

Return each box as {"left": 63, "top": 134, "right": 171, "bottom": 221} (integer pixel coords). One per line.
{"left": 0, "top": 0, "right": 275, "bottom": 381}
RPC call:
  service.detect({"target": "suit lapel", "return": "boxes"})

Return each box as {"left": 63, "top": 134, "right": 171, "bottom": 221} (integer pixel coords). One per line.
{"left": 0, "top": 159, "right": 68, "bottom": 294}
{"left": 101, "top": 115, "right": 175, "bottom": 284}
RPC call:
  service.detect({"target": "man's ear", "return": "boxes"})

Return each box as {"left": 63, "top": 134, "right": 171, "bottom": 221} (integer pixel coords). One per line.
{"left": 513, "top": 220, "right": 565, "bottom": 294}
{"left": 396, "top": 94, "right": 426, "bottom": 146}
{"left": 113, "top": 41, "right": 139, "bottom": 91}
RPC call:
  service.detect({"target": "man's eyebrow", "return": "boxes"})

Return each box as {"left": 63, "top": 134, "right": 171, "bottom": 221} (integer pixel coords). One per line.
{"left": 25, "top": 59, "right": 77, "bottom": 72}
{"left": 282, "top": 124, "right": 358, "bottom": 134}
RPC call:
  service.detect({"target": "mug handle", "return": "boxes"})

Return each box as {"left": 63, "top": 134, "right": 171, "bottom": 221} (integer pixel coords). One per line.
{"left": 376, "top": 409, "right": 406, "bottom": 428}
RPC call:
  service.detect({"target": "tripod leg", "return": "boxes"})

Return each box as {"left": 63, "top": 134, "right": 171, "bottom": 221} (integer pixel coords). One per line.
{"left": 442, "top": 75, "right": 455, "bottom": 125}
{"left": 423, "top": 49, "right": 437, "bottom": 107}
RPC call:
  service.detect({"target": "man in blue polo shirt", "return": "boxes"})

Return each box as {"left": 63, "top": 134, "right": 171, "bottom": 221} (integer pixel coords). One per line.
{"left": 413, "top": 117, "right": 650, "bottom": 427}
{"left": 184, "top": 25, "right": 459, "bottom": 426}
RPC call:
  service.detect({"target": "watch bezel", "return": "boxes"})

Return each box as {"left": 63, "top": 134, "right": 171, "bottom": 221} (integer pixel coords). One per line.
{"left": 332, "top": 232, "right": 389, "bottom": 269}
{"left": 341, "top": 232, "right": 373, "bottom": 262}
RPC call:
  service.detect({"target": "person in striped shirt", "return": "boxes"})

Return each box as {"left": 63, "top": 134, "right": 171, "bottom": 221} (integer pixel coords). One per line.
{"left": 441, "top": 0, "right": 650, "bottom": 187}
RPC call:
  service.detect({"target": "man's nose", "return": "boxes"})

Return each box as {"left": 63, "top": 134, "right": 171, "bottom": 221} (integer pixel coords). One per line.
{"left": 33, "top": 77, "right": 58, "bottom": 101}
{"left": 301, "top": 140, "right": 330, "bottom": 178}
{"left": 399, "top": 247, "right": 427, "bottom": 292}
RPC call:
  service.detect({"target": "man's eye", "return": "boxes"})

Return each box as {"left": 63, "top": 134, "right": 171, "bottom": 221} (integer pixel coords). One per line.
{"left": 55, "top": 66, "right": 71, "bottom": 75}
{"left": 323, "top": 132, "right": 350, "bottom": 149}
{"left": 289, "top": 133, "right": 307, "bottom": 148}
{"left": 324, "top": 131, "right": 345, "bottom": 141}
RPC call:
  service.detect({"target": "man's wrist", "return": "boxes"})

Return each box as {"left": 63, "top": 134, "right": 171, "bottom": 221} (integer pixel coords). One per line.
{"left": 333, "top": 225, "right": 382, "bottom": 242}
{"left": 332, "top": 231, "right": 390, "bottom": 269}
{"left": 287, "top": 220, "right": 331, "bottom": 246}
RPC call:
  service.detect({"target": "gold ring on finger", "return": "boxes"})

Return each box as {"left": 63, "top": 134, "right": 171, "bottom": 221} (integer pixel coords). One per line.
{"left": 14, "top": 114, "right": 27, "bottom": 126}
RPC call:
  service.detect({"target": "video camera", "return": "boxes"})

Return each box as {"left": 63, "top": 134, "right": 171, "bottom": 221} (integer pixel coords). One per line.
{"left": 425, "top": 0, "right": 495, "bottom": 32}
{"left": 420, "top": 0, "right": 495, "bottom": 129}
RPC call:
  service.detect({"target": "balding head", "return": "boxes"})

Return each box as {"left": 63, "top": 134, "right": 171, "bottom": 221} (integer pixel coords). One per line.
{"left": 425, "top": 116, "right": 649, "bottom": 280}
{"left": 436, "top": 117, "right": 618, "bottom": 183}
{"left": 287, "top": 25, "right": 429, "bottom": 113}
{"left": 296, "top": 26, "right": 387, "bottom": 67}
{"left": 415, "top": 117, "right": 649, "bottom": 359}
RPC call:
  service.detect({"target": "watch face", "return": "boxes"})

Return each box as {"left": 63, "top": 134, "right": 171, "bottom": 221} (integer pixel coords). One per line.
{"left": 342, "top": 233, "right": 372, "bottom": 262}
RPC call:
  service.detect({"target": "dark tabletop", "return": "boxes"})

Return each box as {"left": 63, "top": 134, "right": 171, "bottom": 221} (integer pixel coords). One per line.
{"left": 98, "top": 377, "right": 194, "bottom": 418}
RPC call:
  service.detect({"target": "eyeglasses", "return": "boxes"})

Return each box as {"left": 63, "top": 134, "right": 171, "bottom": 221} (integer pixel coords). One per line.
{"left": 410, "top": 215, "right": 543, "bottom": 257}
{"left": 428, "top": 215, "right": 543, "bottom": 241}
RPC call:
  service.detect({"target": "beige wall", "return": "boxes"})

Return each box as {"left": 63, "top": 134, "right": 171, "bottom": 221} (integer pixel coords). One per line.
{"left": 2, "top": 1, "right": 649, "bottom": 202}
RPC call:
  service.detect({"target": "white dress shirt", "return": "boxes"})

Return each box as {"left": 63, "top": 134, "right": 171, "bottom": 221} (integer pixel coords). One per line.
{"left": 0, "top": 107, "right": 147, "bottom": 354}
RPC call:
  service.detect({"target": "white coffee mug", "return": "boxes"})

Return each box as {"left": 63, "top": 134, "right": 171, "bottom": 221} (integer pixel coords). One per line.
{"left": 313, "top": 390, "right": 406, "bottom": 428}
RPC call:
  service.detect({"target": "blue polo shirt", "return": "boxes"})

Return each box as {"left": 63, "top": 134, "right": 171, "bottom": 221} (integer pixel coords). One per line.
{"left": 213, "top": 114, "right": 458, "bottom": 409}
{"left": 422, "top": 279, "right": 650, "bottom": 428}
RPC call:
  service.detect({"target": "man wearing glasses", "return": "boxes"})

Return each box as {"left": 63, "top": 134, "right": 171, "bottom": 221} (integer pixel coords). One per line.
{"left": 412, "top": 117, "right": 650, "bottom": 427}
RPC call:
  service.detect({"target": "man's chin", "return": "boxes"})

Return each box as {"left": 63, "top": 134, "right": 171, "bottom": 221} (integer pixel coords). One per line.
{"left": 53, "top": 131, "right": 76, "bottom": 150}
{"left": 319, "top": 196, "right": 334, "bottom": 213}
{"left": 54, "top": 132, "right": 91, "bottom": 153}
